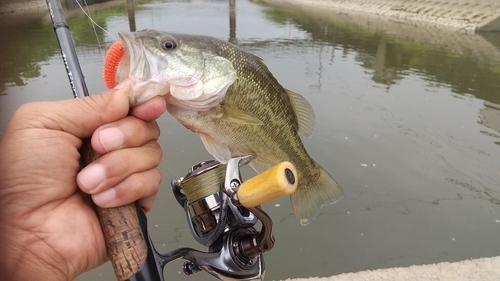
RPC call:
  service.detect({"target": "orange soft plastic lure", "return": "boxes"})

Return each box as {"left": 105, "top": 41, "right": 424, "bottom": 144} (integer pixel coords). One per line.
{"left": 103, "top": 41, "right": 124, "bottom": 89}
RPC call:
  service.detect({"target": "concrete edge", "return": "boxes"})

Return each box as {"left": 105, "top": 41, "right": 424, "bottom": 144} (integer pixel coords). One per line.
{"left": 0, "top": 0, "right": 46, "bottom": 14}
{"left": 281, "top": 256, "right": 500, "bottom": 281}
{"left": 261, "top": 0, "right": 500, "bottom": 32}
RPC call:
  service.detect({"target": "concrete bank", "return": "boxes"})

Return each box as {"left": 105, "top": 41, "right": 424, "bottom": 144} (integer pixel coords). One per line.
{"left": 262, "top": 0, "right": 500, "bottom": 32}
{"left": 282, "top": 256, "right": 500, "bottom": 281}
{"left": 0, "top": 0, "right": 45, "bottom": 14}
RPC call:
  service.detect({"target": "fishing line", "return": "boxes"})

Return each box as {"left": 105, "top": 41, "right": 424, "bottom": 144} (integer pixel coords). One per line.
{"left": 80, "top": 0, "right": 104, "bottom": 58}
{"left": 74, "top": 0, "right": 117, "bottom": 43}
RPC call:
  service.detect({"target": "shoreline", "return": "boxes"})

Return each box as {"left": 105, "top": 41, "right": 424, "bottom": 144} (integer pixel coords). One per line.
{"left": 0, "top": 0, "right": 45, "bottom": 14}
{"left": 282, "top": 256, "right": 500, "bottom": 281}
{"left": 259, "top": 0, "right": 500, "bottom": 32}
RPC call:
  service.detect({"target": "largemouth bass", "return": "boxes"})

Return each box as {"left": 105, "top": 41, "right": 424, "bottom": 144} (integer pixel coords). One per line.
{"left": 118, "top": 30, "right": 344, "bottom": 225}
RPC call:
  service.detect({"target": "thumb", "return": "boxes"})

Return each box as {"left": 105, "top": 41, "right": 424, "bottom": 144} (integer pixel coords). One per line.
{"left": 9, "top": 87, "right": 132, "bottom": 138}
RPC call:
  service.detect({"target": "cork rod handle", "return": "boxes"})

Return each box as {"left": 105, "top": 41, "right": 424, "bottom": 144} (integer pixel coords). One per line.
{"left": 82, "top": 140, "right": 148, "bottom": 281}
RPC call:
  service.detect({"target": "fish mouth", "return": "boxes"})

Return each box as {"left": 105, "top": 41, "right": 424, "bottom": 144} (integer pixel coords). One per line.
{"left": 118, "top": 32, "right": 147, "bottom": 83}
{"left": 118, "top": 31, "right": 172, "bottom": 105}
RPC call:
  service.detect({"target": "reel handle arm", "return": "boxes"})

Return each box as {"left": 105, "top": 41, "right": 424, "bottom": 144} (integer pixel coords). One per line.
{"left": 233, "top": 206, "right": 274, "bottom": 260}
{"left": 230, "top": 161, "right": 298, "bottom": 261}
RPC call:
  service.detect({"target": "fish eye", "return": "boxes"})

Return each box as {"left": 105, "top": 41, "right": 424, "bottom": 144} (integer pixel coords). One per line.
{"left": 161, "top": 39, "right": 176, "bottom": 51}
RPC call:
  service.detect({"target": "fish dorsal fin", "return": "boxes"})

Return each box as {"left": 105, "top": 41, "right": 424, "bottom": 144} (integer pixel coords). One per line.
{"left": 249, "top": 159, "right": 273, "bottom": 174}
{"left": 199, "top": 133, "right": 231, "bottom": 163}
{"left": 286, "top": 89, "right": 315, "bottom": 137}
{"left": 220, "top": 107, "right": 264, "bottom": 125}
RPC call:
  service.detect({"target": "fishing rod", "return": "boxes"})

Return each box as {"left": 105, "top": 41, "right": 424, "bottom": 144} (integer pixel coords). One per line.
{"left": 46, "top": 0, "right": 89, "bottom": 98}
{"left": 45, "top": 1, "right": 298, "bottom": 280}
{"left": 45, "top": 1, "right": 155, "bottom": 280}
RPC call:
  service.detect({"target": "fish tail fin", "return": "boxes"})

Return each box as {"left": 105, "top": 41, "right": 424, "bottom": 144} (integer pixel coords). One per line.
{"left": 291, "top": 162, "right": 344, "bottom": 226}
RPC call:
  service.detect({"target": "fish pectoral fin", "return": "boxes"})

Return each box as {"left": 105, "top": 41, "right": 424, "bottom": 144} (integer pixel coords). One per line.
{"left": 199, "top": 133, "right": 231, "bottom": 163}
{"left": 250, "top": 53, "right": 270, "bottom": 70}
{"left": 249, "top": 159, "right": 273, "bottom": 174}
{"left": 220, "top": 107, "right": 264, "bottom": 125}
{"left": 286, "top": 89, "right": 315, "bottom": 138}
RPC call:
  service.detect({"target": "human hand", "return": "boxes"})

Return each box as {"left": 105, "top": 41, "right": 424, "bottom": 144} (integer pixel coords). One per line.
{"left": 0, "top": 87, "right": 166, "bottom": 281}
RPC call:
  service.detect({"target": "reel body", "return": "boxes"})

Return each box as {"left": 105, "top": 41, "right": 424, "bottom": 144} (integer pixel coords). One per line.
{"left": 127, "top": 156, "right": 297, "bottom": 281}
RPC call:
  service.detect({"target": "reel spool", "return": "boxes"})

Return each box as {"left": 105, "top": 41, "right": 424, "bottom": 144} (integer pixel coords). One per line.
{"left": 177, "top": 160, "right": 226, "bottom": 236}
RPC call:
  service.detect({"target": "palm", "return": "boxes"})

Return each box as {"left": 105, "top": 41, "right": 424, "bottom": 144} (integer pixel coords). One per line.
{"left": 39, "top": 193, "right": 107, "bottom": 273}
{"left": 0, "top": 91, "right": 166, "bottom": 280}
{"left": 1, "top": 129, "right": 108, "bottom": 278}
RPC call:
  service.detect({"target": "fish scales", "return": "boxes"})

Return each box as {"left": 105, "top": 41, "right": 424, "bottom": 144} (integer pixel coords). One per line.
{"left": 175, "top": 36, "right": 314, "bottom": 189}
{"left": 118, "top": 30, "right": 344, "bottom": 225}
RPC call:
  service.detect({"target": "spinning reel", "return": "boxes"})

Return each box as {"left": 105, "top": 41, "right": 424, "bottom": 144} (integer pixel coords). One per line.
{"left": 128, "top": 156, "right": 298, "bottom": 281}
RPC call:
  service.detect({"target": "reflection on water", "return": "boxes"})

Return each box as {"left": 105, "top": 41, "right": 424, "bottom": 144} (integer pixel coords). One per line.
{"left": 0, "top": 11, "right": 56, "bottom": 94}
{"left": 480, "top": 102, "right": 500, "bottom": 145}
{"left": 1, "top": 1, "right": 499, "bottom": 280}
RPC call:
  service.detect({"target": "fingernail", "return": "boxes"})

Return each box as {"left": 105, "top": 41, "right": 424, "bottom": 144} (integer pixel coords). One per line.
{"left": 99, "top": 127, "right": 124, "bottom": 152}
{"left": 78, "top": 164, "right": 105, "bottom": 193}
{"left": 93, "top": 188, "right": 116, "bottom": 207}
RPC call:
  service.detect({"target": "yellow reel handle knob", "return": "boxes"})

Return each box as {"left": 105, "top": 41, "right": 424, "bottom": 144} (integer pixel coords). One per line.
{"left": 237, "top": 162, "right": 298, "bottom": 208}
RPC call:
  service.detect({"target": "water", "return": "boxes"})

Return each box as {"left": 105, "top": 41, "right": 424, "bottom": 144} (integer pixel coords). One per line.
{"left": 1, "top": 0, "right": 499, "bottom": 280}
